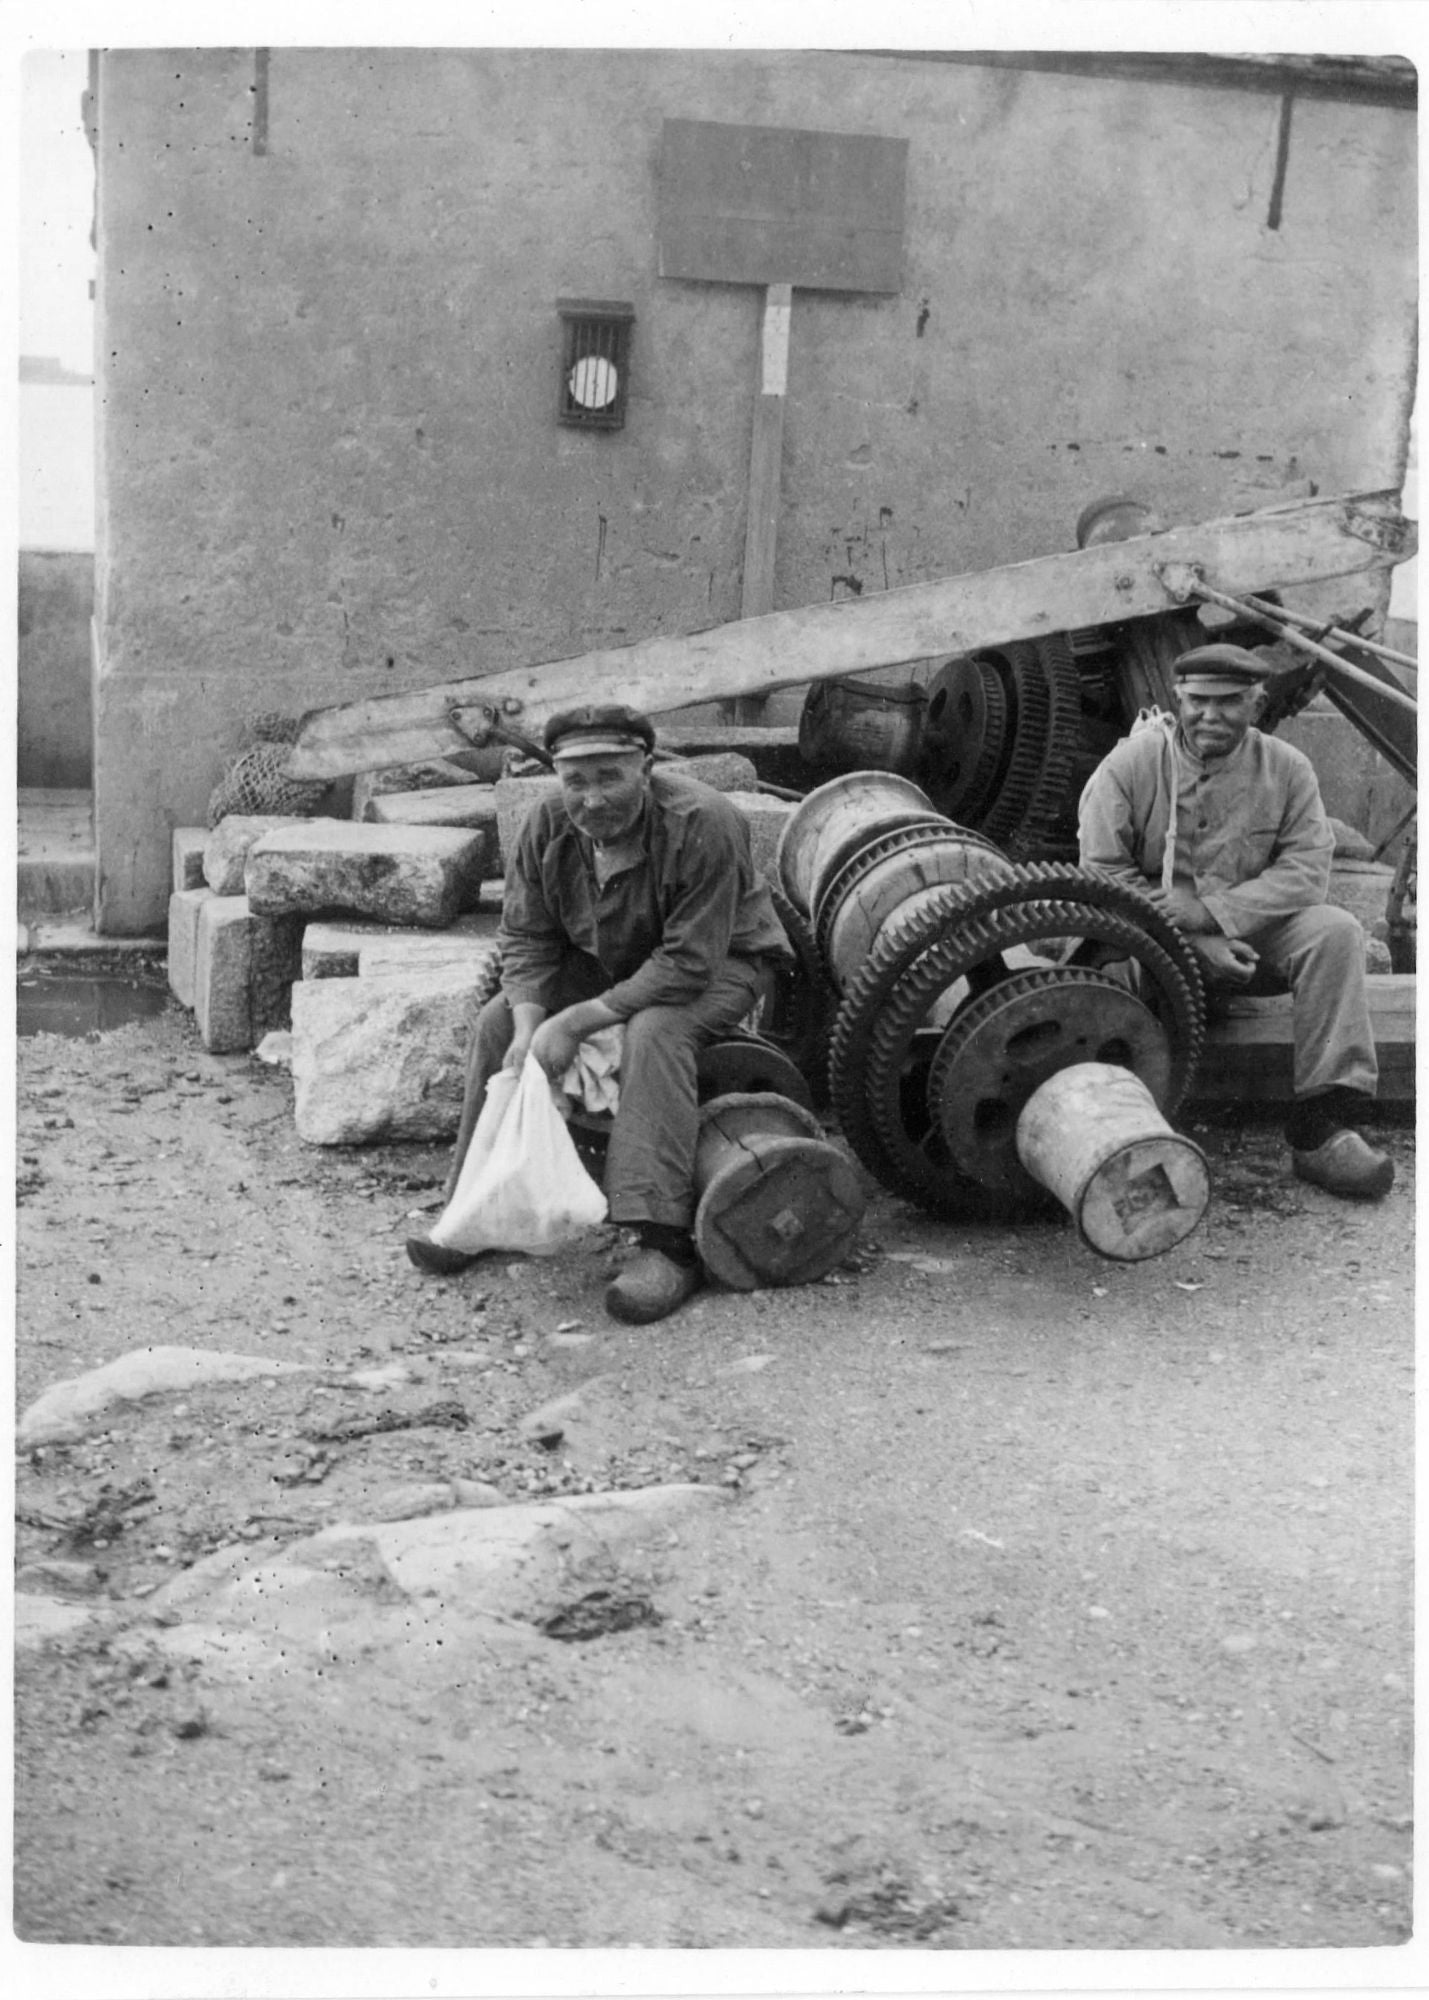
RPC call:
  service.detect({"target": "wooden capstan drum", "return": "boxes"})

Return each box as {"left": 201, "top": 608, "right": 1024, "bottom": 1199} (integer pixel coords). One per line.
{"left": 693, "top": 1093, "right": 866, "bottom": 1292}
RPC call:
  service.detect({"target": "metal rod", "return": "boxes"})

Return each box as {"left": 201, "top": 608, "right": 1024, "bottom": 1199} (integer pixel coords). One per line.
{"left": 1177, "top": 579, "right": 1418, "bottom": 717}
{"left": 1235, "top": 590, "right": 1418, "bottom": 673}
{"left": 1372, "top": 803, "right": 1418, "bottom": 863}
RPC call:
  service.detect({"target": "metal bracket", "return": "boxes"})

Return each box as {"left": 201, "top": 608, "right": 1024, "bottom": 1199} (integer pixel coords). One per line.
{"left": 1154, "top": 561, "right": 1205, "bottom": 604}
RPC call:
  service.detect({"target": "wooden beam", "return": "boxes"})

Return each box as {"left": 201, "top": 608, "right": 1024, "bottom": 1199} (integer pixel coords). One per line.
{"left": 285, "top": 490, "right": 1415, "bottom": 780}
{"left": 1193, "top": 975, "right": 1415, "bottom": 1105}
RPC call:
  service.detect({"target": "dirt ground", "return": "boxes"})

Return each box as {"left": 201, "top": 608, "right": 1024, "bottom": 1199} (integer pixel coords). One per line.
{"left": 11, "top": 990, "right": 1416, "bottom": 1965}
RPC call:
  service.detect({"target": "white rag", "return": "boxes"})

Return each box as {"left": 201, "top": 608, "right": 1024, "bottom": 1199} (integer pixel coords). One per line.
{"left": 559, "top": 1023, "right": 625, "bottom": 1115}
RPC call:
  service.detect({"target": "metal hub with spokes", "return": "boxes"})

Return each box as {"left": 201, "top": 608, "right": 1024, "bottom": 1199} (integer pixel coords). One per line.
{"left": 926, "top": 966, "right": 1173, "bottom": 1198}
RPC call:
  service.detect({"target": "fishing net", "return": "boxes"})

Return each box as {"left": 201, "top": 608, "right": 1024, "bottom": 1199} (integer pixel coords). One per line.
{"left": 206, "top": 713, "right": 330, "bottom": 828}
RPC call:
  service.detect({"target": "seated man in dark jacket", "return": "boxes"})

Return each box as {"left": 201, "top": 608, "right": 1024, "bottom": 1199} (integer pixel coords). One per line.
{"left": 408, "top": 704, "right": 792, "bottom": 1321}
{"left": 1078, "top": 644, "right": 1392, "bottom": 1199}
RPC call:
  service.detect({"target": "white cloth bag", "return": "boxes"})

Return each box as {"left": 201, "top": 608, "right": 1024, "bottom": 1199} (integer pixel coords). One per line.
{"left": 429, "top": 1054, "right": 607, "bottom": 1256}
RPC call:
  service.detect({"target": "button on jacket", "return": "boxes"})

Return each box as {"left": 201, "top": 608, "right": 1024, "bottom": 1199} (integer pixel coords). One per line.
{"left": 498, "top": 767, "right": 792, "bottom": 1015}
{"left": 1077, "top": 722, "right": 1334, "bottom": 938}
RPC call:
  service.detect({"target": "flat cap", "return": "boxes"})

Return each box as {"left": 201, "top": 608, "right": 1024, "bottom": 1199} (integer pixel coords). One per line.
{"left": 1173, "top": 644, "right": 1271, "bottom": 693}
{"left": 543, "top": 703, "right": 657, "bottom": 761}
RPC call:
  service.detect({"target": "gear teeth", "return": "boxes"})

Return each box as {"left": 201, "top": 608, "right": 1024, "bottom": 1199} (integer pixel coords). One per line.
{"left": 762, "top": 882, "right": 838, "bottom": 1104}
{"left": 927, "top": 966, "right": 1172, "bottom": 1195}
{"left": 828, "top": 869, "right": 1205, "bottom": 1220}
{"left": 813, "top": 819, "right": 1010, "bottom": 967}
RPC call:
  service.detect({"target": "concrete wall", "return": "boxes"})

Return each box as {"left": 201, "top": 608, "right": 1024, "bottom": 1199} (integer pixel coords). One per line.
{"left": 93, "top": 50, "right": 1417, "bottom": 931}
{"left": 18, "top": 551, "right": 94, "bottom": 788}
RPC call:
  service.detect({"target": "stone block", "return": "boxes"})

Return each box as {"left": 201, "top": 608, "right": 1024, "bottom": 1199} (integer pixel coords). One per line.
{"left": 1327, "top": 859, "right": 1396, "bottom": 942}
{"left": 301, "top": 903, "right": 501, "bottom": 979}
{"left": 661, "top": 752, "right": 759, "bottom": 792}
{"left": 351, "top": 751, "right": 506, "bottom": 817}
{"left": 204, "top": 815, "right": 307, "bottom": 895}
{"left": 494, "top": 776, "right": 561, "bottom": 873}
{"left": 245, "top": 819, "right": 487, "bottom": 928}
{"left": 366, "top": 787, "right": 500, "bottom": 872}
{"left": 358, "top": 930, "right": 498, "bottom": 979}
{"left": 725, "top": 791, "right": 796, "bottom": 887}
{"left": 167, "top": 887, "right": 212, "bottom": 1008}
{"left": 290, "top": 965, "right": 486, "bottom": 1145}
{"left": 194, "top": 895, "right": 304, "bottom": 1053}
{"left": 172, "top": 827, "right": 208, "bottom": 892}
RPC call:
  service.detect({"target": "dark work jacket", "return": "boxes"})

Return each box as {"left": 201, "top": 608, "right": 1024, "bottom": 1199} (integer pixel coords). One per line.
{"left": 498, "top": 768, "right": 792, "bottom": 1016}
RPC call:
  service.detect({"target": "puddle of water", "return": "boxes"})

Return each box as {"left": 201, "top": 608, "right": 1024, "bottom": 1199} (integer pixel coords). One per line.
{"left": 17, "top": 973, "right": 171, "bottom": 1039}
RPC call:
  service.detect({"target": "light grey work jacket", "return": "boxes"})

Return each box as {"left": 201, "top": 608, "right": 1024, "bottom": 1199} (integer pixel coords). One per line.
{"left": 1076, "top": 719, "right": 1334, "bottom": 940}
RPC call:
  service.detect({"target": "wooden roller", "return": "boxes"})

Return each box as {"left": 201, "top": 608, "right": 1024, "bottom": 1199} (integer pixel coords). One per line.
{"left": 1015, "top": 1061, "right": 1209, "bottom": 1261}
{"left": 693, "top": 1092, "right": 866, "bottom": 1292}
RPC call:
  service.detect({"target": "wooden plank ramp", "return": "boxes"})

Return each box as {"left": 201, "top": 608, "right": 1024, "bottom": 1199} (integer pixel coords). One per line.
{"left": 285, "top": 490, "right": 1414, "bottom": 781}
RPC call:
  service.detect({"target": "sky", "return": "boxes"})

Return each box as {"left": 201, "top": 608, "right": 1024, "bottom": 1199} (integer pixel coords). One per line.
{"left": 19, "top": 47, "right": 94, "bottom": 376}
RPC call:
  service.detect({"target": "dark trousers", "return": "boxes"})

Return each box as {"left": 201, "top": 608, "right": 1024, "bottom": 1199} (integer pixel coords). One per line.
{"left": 447, "top": 951, "right": 772, "bottom": 1230}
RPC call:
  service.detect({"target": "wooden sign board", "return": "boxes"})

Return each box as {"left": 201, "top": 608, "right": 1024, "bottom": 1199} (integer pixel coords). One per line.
{"left": 658, "top": 118, "right": 908, "bottom": 294}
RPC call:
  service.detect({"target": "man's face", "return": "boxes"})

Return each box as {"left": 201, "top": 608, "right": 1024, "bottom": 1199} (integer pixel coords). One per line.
{"left": 557, "top": 749, "right": 652, "bottom": 844}
{"left": 1175, "top": 684, "right": 1261, "bottom": 761}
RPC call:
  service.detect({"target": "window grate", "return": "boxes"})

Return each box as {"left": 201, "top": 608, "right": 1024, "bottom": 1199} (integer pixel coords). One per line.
{"left": 557, "top": 299, "right": 635, "bottom": 431}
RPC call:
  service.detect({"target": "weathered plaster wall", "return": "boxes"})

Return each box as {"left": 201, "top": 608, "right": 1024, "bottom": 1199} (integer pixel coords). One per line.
{"left": 94, "top": 49, "right": 1416, "bottom": 930}
{"left": 19, "top": 551, "right": 94, "bottom": 788}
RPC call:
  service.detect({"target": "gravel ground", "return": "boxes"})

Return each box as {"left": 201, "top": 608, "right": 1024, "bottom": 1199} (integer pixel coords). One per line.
{"left": 11, "top": 997, "right": 1416, "bottom": 1979}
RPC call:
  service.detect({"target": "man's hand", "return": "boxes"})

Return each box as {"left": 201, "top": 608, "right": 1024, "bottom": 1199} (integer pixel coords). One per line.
{"left": 528, "top": 998, "right": 623, "bottom": 1083}
{"left": 502, "top": 1002, "right": 548, "bottom": 1073}
{"left": 1191, "top": 934, "right": 1259, "bottom": 986}
{"left": 1143, "top": 884, "right": 1217, "bottom": 933}
{"left": 528, "top": 1012, "right": 587, "bottom": 1083}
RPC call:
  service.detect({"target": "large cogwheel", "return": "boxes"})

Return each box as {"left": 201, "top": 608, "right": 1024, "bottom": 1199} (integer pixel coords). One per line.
{"left": 919, "top": 653, "right": 1013, "bottom": 825}
{"left": 926, "top": 965, "right": 1173, "bottom": 1201}
{"left": 971, "top": 634, "right": 1085, "bottom": 855}
{"left": 827, "top": 864, "right": 1205, "bottom": 1219}
{"left": 759, "top": 883, "right": 839, "bottom": 1103}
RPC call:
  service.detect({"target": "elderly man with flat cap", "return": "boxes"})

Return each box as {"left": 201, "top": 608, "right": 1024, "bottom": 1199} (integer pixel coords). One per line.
{"left": 1077, "top": 643, "right": 1392, "bottom": 1199}
{"left": 408, "top": 704, "right": 793, "bottom": 1320}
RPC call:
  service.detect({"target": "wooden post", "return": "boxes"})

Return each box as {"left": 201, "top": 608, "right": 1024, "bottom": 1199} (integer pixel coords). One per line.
{"left": 725, "top": 284, "right": 793, "bottom": 724}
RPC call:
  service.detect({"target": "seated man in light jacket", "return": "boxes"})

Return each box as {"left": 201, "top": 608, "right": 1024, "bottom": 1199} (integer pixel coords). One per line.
{"left": 1077, "top": 643, "right": 1392, "bottom": 1199}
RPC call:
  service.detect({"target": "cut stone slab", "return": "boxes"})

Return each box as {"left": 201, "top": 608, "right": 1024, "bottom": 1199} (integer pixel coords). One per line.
{"left": 352, "top": 752, "right": 505, "bottom": 818}
{"left": 194, "top": 894, "right": 304, "bottom": 1052}
{"left": 167, "top": 886, "right": 212, "bottom": 1008}
{"left": 204, "top": 814, "right": 309, "bottom": 896}
{"left": 367, "top": 787, "right": 499, "bottom": 873}
{"left": 358, "top": 930, "right": 498, "bottom": 980}
{"left": 725, "top": 791, "right": 796, "bottom": 886}
{"left": 661, "top": 751, "right": 759, "bottom": 792}
{"left": 301, "top": 904, "right": 501, "bottom": 979}
{"left": 172, "top": 826, "right": 208, "bottom": 893}
{"left": 18, "top": 1345, "right": 313, "bottom": 1447}
{"left": 365, "top": 784, "right": 494, "bottom": 828}
{"left": 290, "top": 963, "right": 486, "bottom": 1144}
{"left": 245, "top": 819, "right": 487, "bottom": 928}
{"left": 494, "top": 776, "right": 561, "bottom": 874}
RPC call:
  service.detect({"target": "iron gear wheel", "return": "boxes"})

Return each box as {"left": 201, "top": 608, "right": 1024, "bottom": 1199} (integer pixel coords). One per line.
{"left": 811, "top": 818, "right": 1010, "bottom": 970}
{"left": 975, "top": 633, "right": 1085, "bottom": 855}
{"left": 827, "top": 863, "right": 1205, "bottom": 1218}
{"left": 759, "top": 883, "right": 839, "bottom": 1103}
{"left": 926, "top": 965, "right": 1173, "bottom": 1198}
{"left": 920, "top": 653, "right": 1013, "bottom": 825}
